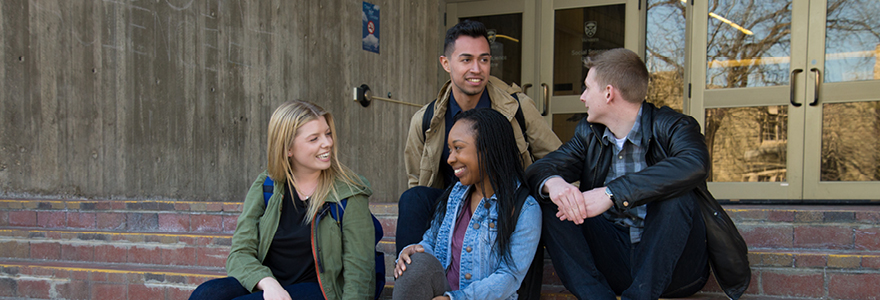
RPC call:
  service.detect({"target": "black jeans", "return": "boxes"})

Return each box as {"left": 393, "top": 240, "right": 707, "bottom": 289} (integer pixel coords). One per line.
{"left": 395, "top": 185, "right": 544, "bottom": 300}
{"left": 541, "top": 193, "right": 710, "bottom": 300}
{"left": 395, "top": 186, "right": 445, "bottom": 256}
{"left": 188, "top": 277, "right": 323, "bottom": 300}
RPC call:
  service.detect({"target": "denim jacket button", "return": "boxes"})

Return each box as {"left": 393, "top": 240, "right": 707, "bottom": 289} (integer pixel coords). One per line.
{"left": 466, "top": 246, "right": 472, "bottom": 252}
{"left": 464, "top": 273, "right": 472, "bottom": 280}
{"left": 473, "top": 223, "right": 480, "bottom": 229}
{"left": 489, "top": 222, "right": 495, "bottom": 228}
{"left": 484, "top": 203, "right": 491, "bottom": 209}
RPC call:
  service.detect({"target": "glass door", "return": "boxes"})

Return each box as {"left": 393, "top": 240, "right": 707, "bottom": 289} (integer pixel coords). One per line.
{"left": 802, "top": 0, "right": 880, "bottom": 199}
{"left": 537, "top": 0, "right": 644, "bottom": 142}
{"left": 446, "top": 0, "right": 538, "bottom": 99}
{"left": 692, "top": 0, "right": 880, "bottom": 200}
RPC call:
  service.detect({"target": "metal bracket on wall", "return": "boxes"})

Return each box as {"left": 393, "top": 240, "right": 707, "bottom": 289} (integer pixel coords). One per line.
{"left": 353, "top": 84, "right": 421, "bottom": 108}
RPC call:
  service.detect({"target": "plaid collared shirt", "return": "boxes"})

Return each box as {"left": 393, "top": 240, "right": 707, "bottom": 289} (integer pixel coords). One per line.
{"left": 602, "top": 105, "right": 648, "bottom": 244}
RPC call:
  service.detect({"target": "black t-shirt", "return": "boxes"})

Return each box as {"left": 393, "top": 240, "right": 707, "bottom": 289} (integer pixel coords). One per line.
{"left": 263, "top": 185, "right": 318, "bottom": 286}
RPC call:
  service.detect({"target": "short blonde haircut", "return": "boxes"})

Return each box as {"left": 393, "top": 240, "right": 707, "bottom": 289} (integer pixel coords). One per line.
{"left": 267, "top": 100, "right": 364, "bottom": 222}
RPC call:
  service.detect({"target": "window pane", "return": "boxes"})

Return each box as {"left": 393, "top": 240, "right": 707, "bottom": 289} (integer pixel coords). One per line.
{"left": 646, "top": 0, "right": 686, "bottom": 112}
{"left": 552, "top": 113, "right": 586, "bottom": 143}
{"left": 553, "top": 5, "right": 625, "bottom": 96}
{"left": 461, "top": 14, "right": 523, "bottom": 85}
{"left": 706, "top": 106, "right": 788, "bottom": 182}
{"left": 706, "top": 0, "right": 792, "bottom": 89}
{"left": 821, "top": 101, "right": 880, "bottom": 181}
{"left": 824, "top": 0, "right": 880, "bottom": 83}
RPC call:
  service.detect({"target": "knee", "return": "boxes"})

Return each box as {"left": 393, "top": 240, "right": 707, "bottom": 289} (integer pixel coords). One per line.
{"left": 403, "top": 252, "right": 443, "bottom": 277}
{"left": 189, "top": 277, "right": 241, "bottom": 300}
{"left": 651, "top": 193, "right": 698, "bottom": 218}
{"left": 399, "top": 186, "right": 440, "bottom": 212}
{"left": 398, "top": 188, "right": 421, "bottom": 209}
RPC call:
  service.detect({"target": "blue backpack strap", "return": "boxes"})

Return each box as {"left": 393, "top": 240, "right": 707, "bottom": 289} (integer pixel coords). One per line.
{"left": 262, "top": 177, "right": 275, "bottom": 208}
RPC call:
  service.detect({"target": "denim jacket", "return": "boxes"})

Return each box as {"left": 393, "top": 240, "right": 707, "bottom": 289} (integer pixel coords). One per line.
{"left": 418, "top": 182, "right": 542, "bottom": 300}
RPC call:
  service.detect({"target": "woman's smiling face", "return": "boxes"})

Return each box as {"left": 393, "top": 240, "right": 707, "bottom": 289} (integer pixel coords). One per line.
{"left": 447, "top": 120, "right": 485, "bottom": 187}
{"left": 289, "top": 116, "right": 333, "bottom": 177}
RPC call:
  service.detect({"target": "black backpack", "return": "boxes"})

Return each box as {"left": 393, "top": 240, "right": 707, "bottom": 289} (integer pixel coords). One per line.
{"left": 262, "top": 177, "right": 385, "bottom": 299}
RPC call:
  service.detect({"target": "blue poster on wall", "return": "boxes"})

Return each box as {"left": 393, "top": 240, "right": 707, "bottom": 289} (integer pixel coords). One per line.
{"left": 362, "top": 2, "right": 380, "bottom": 53}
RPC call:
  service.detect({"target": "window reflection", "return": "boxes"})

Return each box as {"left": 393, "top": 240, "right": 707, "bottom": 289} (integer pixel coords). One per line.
{"left": 824, "top": 0, "right": 880, "bottom": 83}
{"left": 646, "top": 0, "right": 686, "bottom": 112}
{"left": 706, "top": 0, "right": 792, "bottom": 89}
{"left": 554, "top": 5, "right": 625, "bottom": 96}
{"left": 706, "top": 106, "right": 788, "bottom": 182}
{"left": 821, "top": 101, "right": 880, "bottom": 181}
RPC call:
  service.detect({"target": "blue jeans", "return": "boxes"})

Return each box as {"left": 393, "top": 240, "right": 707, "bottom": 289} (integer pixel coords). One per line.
{"left": 188, "top": 277, "right": 324, "bottom": 300}
{"left": 541, "top": 193, "right": 710, "bottom": 300}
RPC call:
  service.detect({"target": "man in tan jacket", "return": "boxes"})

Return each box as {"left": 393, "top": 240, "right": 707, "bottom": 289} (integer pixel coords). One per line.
{"left": 397, "top": 20, "right": 561, "bottom": 300}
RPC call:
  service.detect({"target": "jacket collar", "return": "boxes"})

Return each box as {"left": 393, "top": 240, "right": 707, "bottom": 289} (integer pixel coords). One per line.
{"left": 435, "top": 76, "right": 522, "bottom": 120}
{"left": 588, "top": 101, "right": 655, "bottom": 146}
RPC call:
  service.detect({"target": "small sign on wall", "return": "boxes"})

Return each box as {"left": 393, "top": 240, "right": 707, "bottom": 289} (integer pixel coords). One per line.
{"left": 362, "top": 2, "right": 380, "bottom": 53}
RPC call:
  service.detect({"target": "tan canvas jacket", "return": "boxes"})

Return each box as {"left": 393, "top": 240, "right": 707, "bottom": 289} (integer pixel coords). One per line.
{"left": 404, "top": 76, "right": 562, "bottom": 188}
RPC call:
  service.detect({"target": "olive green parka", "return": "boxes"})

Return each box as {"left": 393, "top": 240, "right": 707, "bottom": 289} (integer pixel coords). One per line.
{"left": 226, "top": 171, "right": 375, "bottom": 300}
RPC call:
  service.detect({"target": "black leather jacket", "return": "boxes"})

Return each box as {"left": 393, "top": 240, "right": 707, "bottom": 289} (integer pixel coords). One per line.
{"left": 526, "top": 102, "right": 750, "bottom": 299}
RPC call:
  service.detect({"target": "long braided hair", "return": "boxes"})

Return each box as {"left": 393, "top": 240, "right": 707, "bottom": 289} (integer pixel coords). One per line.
{"left": 431, "top": 108, "right": 527, "bottom": 264}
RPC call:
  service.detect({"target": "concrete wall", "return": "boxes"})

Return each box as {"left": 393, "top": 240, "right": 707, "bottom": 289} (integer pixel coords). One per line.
{"left": 0, "top": 0, "right": 443, "bottom": 202}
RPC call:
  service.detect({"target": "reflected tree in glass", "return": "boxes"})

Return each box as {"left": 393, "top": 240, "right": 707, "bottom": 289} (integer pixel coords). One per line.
{"left": 704, "top": 0, "right": 793, "bottom": 182}
{"left": 646, "top": 0, "right": 686, "bottom": 112}
{"left": 705, "top": 0, "right": 792, "bottom": 89}
{"left": 820, "top": 0, "right": 880, "bottom": 181}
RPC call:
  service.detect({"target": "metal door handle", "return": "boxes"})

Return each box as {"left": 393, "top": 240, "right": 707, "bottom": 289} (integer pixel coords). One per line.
{"left": 790, "top": 69, "right": 803, "bottom": 107}
{"left": 523, "top": 83, "right": 532, "bottom": 95}
{"left": 809, "top": 68, "right": 820, "bottom": 106}
{"left": 541, "top": 83, "right": 549, "bottom": 116}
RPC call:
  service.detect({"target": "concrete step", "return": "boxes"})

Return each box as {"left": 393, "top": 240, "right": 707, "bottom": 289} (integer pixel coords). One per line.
{"left": 0, "top": 199, "right": 242, "bottom": 234}
{"left": 0, "top": 259, "right": 222, "bottom": 300}
{"left": 0, "top": 228, "right": 230, "bottom": 268}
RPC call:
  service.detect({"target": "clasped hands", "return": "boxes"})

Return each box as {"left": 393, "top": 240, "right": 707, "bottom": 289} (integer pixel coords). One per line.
{"left": 543, "top": 177, "right": 614, "bottom": 224}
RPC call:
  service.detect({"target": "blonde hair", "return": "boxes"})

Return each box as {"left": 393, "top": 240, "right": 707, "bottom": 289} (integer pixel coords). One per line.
{"left": 266, "top": 100, "right": 365, "bottom": 223}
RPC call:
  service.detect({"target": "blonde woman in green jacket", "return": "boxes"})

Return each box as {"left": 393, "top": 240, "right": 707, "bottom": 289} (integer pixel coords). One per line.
{"left": 190, "top": 100, "right": 376, "bottom": 300}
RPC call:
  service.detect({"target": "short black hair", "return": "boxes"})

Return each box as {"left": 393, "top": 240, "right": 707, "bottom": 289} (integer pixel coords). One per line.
{"left": 443, "top": 19, "right": 490, "bottom": 57}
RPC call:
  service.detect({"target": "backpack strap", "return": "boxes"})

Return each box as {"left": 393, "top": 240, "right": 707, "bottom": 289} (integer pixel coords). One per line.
{"left": 509, "top": 93, "right": 534, "bottom": 161}
{"left": 262, "top": 177, "right": 275, "bottom": 208}
{"left": 421, "top": 99, "right": 437, "bottom": 142}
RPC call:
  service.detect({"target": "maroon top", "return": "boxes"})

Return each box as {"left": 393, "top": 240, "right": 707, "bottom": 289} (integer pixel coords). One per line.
{"left": 446, "top": 196, "right": 473, "bottom": 290}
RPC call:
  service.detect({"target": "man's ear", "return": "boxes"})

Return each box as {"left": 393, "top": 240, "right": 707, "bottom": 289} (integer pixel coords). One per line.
{"left": 604, "top": 85, "right": 614, "bottom": 103}
{"left": 440, "top": 56, "right": 451, "bottom": 73}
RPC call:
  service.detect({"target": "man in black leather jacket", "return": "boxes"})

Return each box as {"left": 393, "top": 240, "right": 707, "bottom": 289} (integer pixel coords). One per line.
{"left": 525, "top": 48, "right": 749, "bottom": 300}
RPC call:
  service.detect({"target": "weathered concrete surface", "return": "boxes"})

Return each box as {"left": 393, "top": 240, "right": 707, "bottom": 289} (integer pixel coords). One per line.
{"left": 0, "top": 0, "right": 442, "bottom": 202}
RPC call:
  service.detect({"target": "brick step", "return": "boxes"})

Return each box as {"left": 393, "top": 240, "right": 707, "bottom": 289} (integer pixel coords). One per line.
{"left": 0, "top": 199, "right": 241, "bottom": 234}
{"left": 0, "top": 259, "right": 223, "bottom": 299}
{"left": 379, "top": 284, "right": 796, "bottom": 300}
{"left": 0, "top": 228, "right": 230, "bottom": 268}
{"left": 372, "top": 204, "right": 880, "bottom": 251}
{"left": 537, "top": 249, "right": 880, "bottom": 300}
{"left": 730, "top": 205, "right": 880, "bottom": 252}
